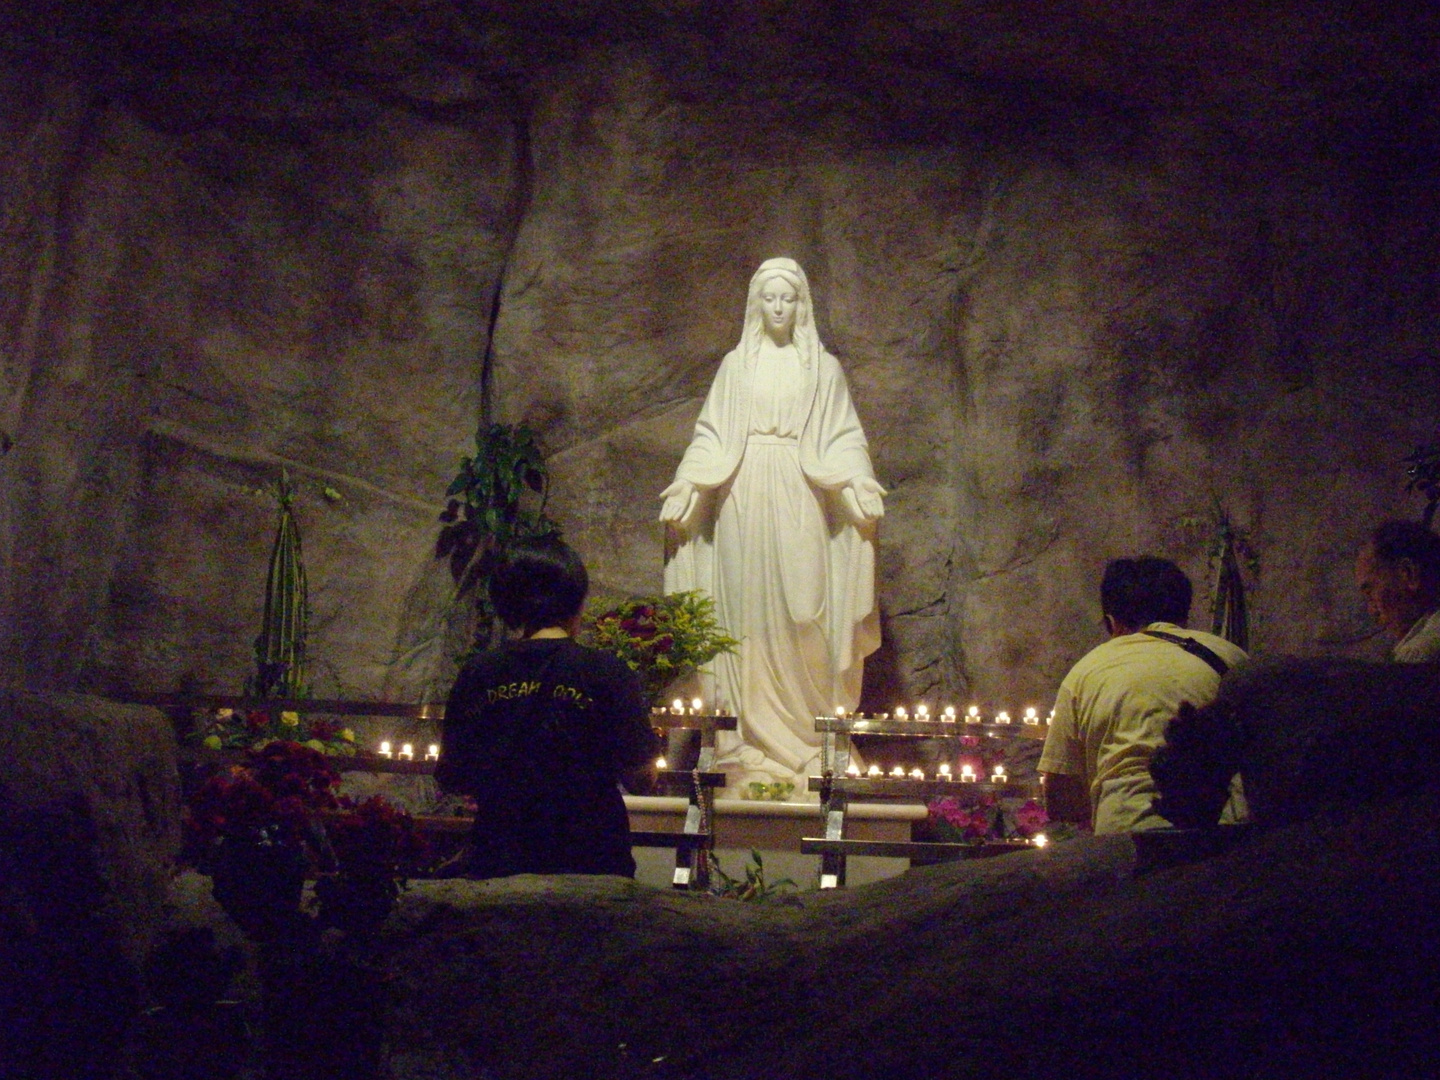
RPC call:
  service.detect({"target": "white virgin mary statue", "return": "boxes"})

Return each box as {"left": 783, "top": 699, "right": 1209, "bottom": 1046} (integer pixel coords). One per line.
{"left": 659, "top": 258, "right": 886, "bottom": 791}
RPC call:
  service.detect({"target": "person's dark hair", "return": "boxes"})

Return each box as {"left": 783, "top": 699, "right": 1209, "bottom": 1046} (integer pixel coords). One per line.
{"left": 1368, "top": 520, "right": 1440, "bottom": 589}
{"left": 1100, "top": 556, "right": 1192, "bottom": 628}
{"left": 489, "top": 537, "right": 589, "bottom": 635}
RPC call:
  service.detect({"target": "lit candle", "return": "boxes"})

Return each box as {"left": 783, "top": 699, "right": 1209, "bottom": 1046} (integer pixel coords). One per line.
{"left": 691, "top": 697, "right": 703, "bottom": 715}
{"left": 960, "top": 764, "right": 977, "bottom": 782}
{"left": 671, "top": 698, "right": 684, "bottom": 715}
{"left": 846, "top": 761, "right": 861, "bottom": 777}
{"left": 835, "top": 705, "right": 847, "bottom": 719}
{"left": 378, "top": 740, "right": 393, "bottom": 759}
{"left": 425, "top": 744, "right": 440, "bottom": 760}
{"left": 890, "top": 765, "right": 906, "bottom": 778}
{"left": 966, "top": 705, "right": 981, "bottom": 724}
{"left": 942, "top": 705, "right": 957, "bottom": 722}
{"left": 910, "top": 767, "right": 925, "bottom": 780}
{"left": 991, "top": 765, "right": 1007, "bottom": 784}
{"left": 915, "top": 704, "right": 929, "bottom": 720}
{"left": 894, "top": 706, "right": 908, "bottom": 721}
{"left": 1032, "top": 832, "right": 1049, "bottom": 848}
{"left": 1023, "top": 707, "right": 1040, "bottom": 725}
{"left": 399, "top": 743, "right": 414, "bottom": 760}
{"left": 995, "top": 711, "right": 1012, "bottom": 725}
{"left": 1047, "top": 709, "right": 1055, "bottom": 725}
{"left": 938, "top": 763, "right": 953, "bottom": 780}
{"left": 656, "top": 756, "right": 668, "bottom": 770}
{"left": 867, "top": 764, "right": 882, "bottom": 777}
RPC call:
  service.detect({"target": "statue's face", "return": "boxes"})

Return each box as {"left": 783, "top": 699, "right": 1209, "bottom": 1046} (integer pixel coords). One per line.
{"left": 757, "top": 276, "right": 798, "bottom": 337}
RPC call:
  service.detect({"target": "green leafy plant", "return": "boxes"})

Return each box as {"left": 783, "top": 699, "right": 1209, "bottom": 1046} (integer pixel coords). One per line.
{"left": 249, "top": 470, "right": 308, "bottom": 699}
{"left": 583, "top": 590, "right": 740, "bottom": 704}
{"left": 741, "top": 780, "right": 795, "bottom": 802}
{"left": 1181, "top": 503, "right": 1258, "bottom": 650}
{"left": 436, "top": 423, "right": 560, "bottom": 654}
{"left": 707, "top": 849, "right": 797, "bottom": 902}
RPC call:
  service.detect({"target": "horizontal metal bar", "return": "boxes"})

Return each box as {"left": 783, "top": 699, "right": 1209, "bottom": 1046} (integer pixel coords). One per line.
{"left": 113, "top": 693, "right": 445, "bottom": 719}
{"left": 808, "top": 776, "right": 1039, "bottom": 797}
{"left": 629, "top": 831, "right": 709, "bottom": 849}
{"left": 800, "top": 838, "right": 1036, "bottom": 859}
{"left": 655, "top": 770, "right": 727, "bottom": 789}
{"left": 179, "top": 749, "right": 439, "bottom": 774}
{"left": 648, "top": 714, "right": 738, "bottom": 731}
{"left": 814, "top": 717, "right": 1046, "bottom": 739}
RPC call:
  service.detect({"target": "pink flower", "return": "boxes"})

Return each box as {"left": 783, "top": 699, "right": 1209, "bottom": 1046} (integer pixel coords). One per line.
{"left": 1015, "top": 799, "right": 1049, "bottom": 837}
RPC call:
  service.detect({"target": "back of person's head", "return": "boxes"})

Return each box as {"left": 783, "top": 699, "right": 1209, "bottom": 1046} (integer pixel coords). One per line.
{"left": 1100, "top": 556, "right": 1193, "bottom": 628}
{"left": 1368, "top": 520, "right": 1440, "bottom": 592}
{"left": 489, "top": 537, "right": 589, "bottom": 636}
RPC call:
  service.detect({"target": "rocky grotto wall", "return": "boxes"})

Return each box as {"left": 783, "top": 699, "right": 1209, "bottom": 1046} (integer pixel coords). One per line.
{"left": 1, "top": 2, "right": 1437, "bottom": 709}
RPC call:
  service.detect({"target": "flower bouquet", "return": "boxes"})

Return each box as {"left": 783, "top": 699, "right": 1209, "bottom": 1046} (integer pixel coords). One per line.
{"left": 184, "top": 741, "right": 430, "bottom": 942}
{"left": 185, "top": 741, "right": 342, "bottom": 942}
{"left": 314, "top": 796, "right": 432, "bottom": 937}
{"left": 584, "top": 590, "right": 739, "bottom": 704}
{"left": 189, "top": 706, "right": 358, "bottom": 756}
{"left": 923, "top": 794, "right": 1049, "bottom": 844}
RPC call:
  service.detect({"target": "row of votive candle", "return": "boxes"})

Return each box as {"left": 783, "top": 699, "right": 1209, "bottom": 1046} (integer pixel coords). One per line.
{"left": 847, "top": 761, "right": 1007, "bottom": 784}
{"left": 836, "top": 705, "right": 1050, "bottom": 725}
{"left": 377, "top": 741, "right": 440, "bottom": 761}
{"left": 654, "top": 697, "right": 708, "bottom": 716}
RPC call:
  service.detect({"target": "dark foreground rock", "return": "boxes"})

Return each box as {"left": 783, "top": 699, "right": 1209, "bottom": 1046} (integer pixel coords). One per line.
{"left": 367, "top": 801, "right": 1434, "bottom": 1080}
{"left": 143, "top": 657, "right": 1439, "bottom": 1079}
{"left": 0, "top": 691, "right": 180, "bottom": 1079}
{"left": 158, "top": 807, "right": 1438, "bottom": 1079}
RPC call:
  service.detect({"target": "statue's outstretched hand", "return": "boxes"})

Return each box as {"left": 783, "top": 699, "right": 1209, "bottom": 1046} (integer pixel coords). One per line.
{"left": 842, "top": 476, "right": 887, "bottom": 522}
{"left": 659, "top": 478, "right": 699, "bottom": 527}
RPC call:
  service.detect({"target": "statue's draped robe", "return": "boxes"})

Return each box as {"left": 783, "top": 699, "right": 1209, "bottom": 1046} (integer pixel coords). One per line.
{"left": 664, "top": 344, "right": 880, "bottom": 779}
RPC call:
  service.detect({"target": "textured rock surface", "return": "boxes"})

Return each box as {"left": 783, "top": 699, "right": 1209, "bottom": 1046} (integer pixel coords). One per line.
{"left": 1, "top": 2, "right": 1437, "bottom": 712}
{"left": 0, "top": 691, "right": 180, "bottom": 1078}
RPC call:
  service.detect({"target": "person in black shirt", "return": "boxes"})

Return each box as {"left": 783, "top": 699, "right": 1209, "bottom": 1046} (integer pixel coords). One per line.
{"left": 436, "top": 538, "right": 658, "bottom": 878}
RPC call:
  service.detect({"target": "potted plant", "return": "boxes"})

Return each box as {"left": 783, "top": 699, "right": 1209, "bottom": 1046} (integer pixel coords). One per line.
{"left": 184, "top": 740, "right": 341, "bottom": 944}
{"left": 583, "top": 590, "right": 740, "bottom": 706}
{"left": 436, "top": 422, "right": 560, "bottom": 656}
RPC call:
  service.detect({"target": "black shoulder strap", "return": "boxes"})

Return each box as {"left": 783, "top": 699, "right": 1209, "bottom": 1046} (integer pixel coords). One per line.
{"left": 1142, "top": 629, "right": 1231, "bottom": 676}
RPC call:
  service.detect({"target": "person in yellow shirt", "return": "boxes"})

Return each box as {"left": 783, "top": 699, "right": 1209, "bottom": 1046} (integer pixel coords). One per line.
{"left": 1040, "top": 557, "right": 1248, "bottom": 834}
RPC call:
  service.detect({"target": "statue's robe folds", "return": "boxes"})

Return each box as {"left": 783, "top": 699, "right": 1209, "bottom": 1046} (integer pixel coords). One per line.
{"left": 664, "top": 345, "right": 880, "bottom": 780}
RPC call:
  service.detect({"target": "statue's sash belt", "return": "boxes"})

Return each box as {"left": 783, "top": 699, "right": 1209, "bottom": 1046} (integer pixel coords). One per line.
{"left": 746, "top": 434, "right": 799, "bottom": 446}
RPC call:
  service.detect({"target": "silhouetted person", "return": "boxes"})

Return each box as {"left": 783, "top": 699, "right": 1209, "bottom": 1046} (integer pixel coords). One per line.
{"left": 1040, "top": 557, "right": 1248, "bottom": 833}
{"left": 437, "top": 538, "right": 658, "bottom": 878}
{"left": 1355, "top": 521, "right": 1440, "bottom": 663}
